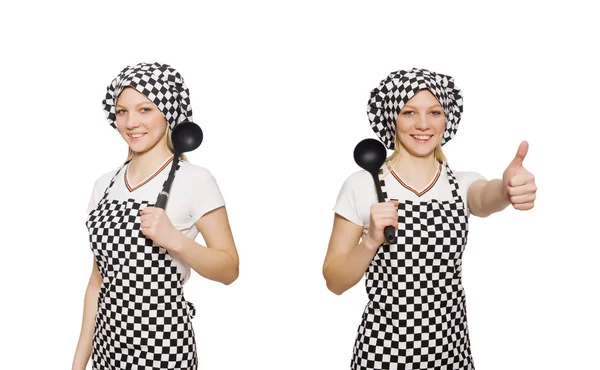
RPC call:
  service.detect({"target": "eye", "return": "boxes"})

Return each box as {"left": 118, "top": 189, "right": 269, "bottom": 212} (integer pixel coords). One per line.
{"left": 431, "top": 110, "right": 443, "bottom": 116}
{"left": 140, "top": 107, "right": 152, "bottom": 113}
{"left": 402, "top": 110, "right": 415, "bottom": 115}
{"left": 116, "top": 109, "right": 127, "bottom": 115}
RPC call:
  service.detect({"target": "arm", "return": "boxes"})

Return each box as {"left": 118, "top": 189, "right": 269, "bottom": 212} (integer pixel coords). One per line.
{"left": 468, "top": 141, "right": 536, "bottom": 218}
{"left": 322, "top": 215, "right": 378, "bottom": 295}
{"left": 467, "top": 179, "right": 510, "bottom": 218}
{"left": 323, "top": 200, "right": 399, "bottom": 295}
{"left": 167, "top": 206, "right": 239, "bottom": 285}
{"left": 72, "top": 257, "right": 101, "bottom": 370}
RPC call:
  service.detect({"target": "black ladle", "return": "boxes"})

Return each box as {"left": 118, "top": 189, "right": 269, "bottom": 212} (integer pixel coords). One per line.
{"left": 353, "top": 138, "right": 395, "bottom": 243}
{"left": 155, "top": 121, "right": 204, "bottom": 209}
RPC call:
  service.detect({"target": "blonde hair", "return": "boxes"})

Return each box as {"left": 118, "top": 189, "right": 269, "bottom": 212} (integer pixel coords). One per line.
{"left": 386, "top": 134, "right": 446, "bottom": 167}
{"left": 126, "top": 126, "right": 188, "bottom": 162}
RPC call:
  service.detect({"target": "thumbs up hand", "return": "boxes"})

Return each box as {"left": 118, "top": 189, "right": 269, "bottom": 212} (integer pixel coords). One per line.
{"left": 502, "top": 141, "right": 537, "bottom": 210}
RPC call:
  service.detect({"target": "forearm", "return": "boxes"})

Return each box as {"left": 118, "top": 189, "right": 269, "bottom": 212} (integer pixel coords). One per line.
{"left": 478, "top": 179, "right": 510, "bottom": 217}
{"left": 167, "top": 233, "right": 238, "bottom": 285}
{"left": 72, "top": 282, "right": 100, "bottom": 370}
{"left": 324, "top": 236, "right": 379, "bottom": 295}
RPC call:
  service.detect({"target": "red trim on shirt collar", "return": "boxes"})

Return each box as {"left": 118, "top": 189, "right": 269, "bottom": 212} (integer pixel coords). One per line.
{"left": 385, "top": 161, "right": 441, "bottom": 197}
{"left": 125, "top": 155, "right": 174, "bottom": 192}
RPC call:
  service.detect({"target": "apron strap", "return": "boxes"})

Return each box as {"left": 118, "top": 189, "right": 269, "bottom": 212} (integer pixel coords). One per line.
{"left": 443, "top": 162, "right": 465, "bottom": 206}
{"left": 98, "top": 159, "right": 131, "bottom": 203}
{"left": 377, "top": 166, "right": 389, "bottom": 203}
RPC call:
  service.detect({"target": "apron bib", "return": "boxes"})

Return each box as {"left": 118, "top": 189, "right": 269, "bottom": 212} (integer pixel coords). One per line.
{"left": 86, "top": 161, "right": 198, "bottom": 370}
{"left": 351, "top": 163, "right": 474, "bottom": 370}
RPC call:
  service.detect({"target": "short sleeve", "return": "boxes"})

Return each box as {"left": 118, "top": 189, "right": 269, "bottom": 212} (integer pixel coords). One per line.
{"left": 86, "top": 177, "right": 105, "bottom": 215}
{"left": 333, "top": 171, "right": 372, "bottom": 227}
{"left": 454, "top": 171, "right": 487, "bottom": 216}
{"left": 86, "top": 170, "right": 117, "bottom": 215}
{"left": 188, "top": 168, "right": 225, "bottom": 223}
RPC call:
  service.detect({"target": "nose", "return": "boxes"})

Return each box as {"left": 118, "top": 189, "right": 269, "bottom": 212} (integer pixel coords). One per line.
{"left": 414, "top": 112, "right": 430, "bottom": 130}
{"left": 124, "top": 112, "right": 141, "bottom": 129}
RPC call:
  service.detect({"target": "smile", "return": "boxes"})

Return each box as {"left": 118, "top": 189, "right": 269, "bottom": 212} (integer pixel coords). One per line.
{"left": 128, "top": 133, "right": 147, "bottom": 139}
{"left": 411, "top": 135, "right": 433, "bottom": 142}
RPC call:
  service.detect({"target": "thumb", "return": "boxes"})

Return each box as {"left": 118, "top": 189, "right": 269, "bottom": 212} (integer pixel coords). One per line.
{"left": 509, "top": 140, "right": 529, "bottom": 168}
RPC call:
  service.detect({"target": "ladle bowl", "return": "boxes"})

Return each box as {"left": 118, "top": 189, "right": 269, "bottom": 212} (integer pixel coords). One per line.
{"left": 155, "top": 121, "right": 204, "bottom": 209}
{"left": 353, "top": 138, "right": 395, "bottom": 243}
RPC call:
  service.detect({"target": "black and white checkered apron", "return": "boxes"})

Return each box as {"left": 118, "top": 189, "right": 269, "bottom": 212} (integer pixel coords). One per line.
{"left": 86, "top": 161, "right": 198, "bottom": 370}
{"left": 351, "top": 163, "right": 474, "bottom": 370}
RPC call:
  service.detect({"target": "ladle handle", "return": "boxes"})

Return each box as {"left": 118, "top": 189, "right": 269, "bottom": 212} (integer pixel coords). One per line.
{"left": 371, "top": 172, "right": 396, "bottom": 243}
{"left": 155, "top": 154, "right": 181, "bottom": 210}
{"left": 383, "top": 226, "right": 395, "bottom": 243}
{"left": 155, "top": 192, "right": 169, "bottom": 210}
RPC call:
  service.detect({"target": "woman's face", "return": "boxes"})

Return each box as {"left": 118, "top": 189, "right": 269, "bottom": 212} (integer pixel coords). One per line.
{"left": 115, "top": 87, "right": 168, "bottom": 154}
{"left": 395, "top": 89, "right": 446, "bottom": 158}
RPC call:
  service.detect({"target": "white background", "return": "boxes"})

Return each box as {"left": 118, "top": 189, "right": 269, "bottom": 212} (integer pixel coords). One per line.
{"left": 1, "top": 1, "right": 598, "bottom": 369}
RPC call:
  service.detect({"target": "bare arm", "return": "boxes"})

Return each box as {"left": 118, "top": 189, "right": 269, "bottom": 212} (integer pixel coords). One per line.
{"left": 323, "top": 200, "right": 399, "bottom": 295}
{"left": 467, "top": 179, "right": 510, "bottom": 218}
{"left": 166, "top": 206, "right": 239, "bottom": 285}
{"left": 72, "top": 257, "right": 101, "bottom": 370}
{"left": 322, "top": 214, "right": 378, "bottom": 295}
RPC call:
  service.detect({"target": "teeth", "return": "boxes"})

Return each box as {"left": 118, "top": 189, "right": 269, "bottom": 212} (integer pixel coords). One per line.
{"left": 130, "top": 133, "right": 145, "bottom": 138}
{"left": 413, "top": 135, "right": 431, "bottom": 140}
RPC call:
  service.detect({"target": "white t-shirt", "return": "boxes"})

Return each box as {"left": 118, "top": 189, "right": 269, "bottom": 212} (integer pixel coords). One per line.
{"left": 333, "top": 162, "right": 485, "bottom": 236}
{"left": 86, "top": 158, "right": 225, "bottom": 284}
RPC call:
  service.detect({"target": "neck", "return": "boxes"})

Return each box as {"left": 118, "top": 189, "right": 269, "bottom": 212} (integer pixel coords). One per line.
{"left": 389, "top": 148, "right": 439, "bottom": 187}
{"left": 128, "top": 143, "right": 173, "bottom": 179}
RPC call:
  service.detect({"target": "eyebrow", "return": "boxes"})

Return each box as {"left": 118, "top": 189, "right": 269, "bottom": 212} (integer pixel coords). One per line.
{"left": 116, "top": 102, "right": 154, "bottom": 109}
{"left": 402, "top": 104, "right": 443, "bottom": 110}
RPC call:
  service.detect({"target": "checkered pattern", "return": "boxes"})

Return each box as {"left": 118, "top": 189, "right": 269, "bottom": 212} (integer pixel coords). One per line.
{"left": 86, "top": 161, "right": 197, "bottom": 370}
{"left": 351, "top": 163, "right": 474, "bottom": 370}
{"left": 367, "top": 68, "right": 463, "bottom": 150}
{"left": 102, "top": 62, "right": 193, "bottom": 130}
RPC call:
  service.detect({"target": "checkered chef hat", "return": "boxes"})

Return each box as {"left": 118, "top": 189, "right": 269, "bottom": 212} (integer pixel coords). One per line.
{"left": 102, "top": 62, "right": 193, "bottom": 130}
{"left": 367, "top": 68, "right": 463, "bottom": 149}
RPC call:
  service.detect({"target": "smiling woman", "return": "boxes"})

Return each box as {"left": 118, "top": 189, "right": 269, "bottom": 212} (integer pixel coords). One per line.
{"left": 72, "top": 62, "right": 239, "bottom": 370}
{"left": 322, "top": 68, "right": 537, "bottom": 369}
